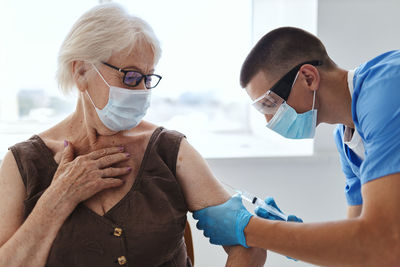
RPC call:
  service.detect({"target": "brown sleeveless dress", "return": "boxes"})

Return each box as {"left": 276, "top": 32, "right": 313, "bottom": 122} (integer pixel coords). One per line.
{"left": 9, "top": 127, "right": 192, "bottom": 267}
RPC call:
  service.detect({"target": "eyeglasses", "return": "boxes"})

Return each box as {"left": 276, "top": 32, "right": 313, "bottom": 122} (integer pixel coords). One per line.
{"left": 252, "top": 60, "right": 322, "bottom": 115}
{"left": 102, "top": 62, "right": 162, "bottom": 89}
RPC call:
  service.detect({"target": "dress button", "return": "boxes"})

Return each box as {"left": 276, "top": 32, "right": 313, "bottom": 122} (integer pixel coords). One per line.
{"left": 114, "top": 227, "right": 122, "bottom": 237}
{"left": 118, "top": 256, "right": 127, "bottom": 265}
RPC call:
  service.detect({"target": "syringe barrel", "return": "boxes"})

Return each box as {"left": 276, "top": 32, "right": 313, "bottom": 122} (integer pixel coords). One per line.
{"left": 238, "top": 190, "right": 288, "bottom": 221}
{"left": 254, "top": 198, "right": 288, "bottom": 221}
{"left": 237, "top": 190, "right": 255, "bottom": 204}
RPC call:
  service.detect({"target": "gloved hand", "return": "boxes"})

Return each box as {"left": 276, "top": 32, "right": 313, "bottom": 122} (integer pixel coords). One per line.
{"left": 255, "top": 197, "right": 302, "bottom": 261}
{"left": 193, "top": 194, "right": 253, "bottom": 248}
{"left": 255, "top": 197, "right": 303, "bottom": 222}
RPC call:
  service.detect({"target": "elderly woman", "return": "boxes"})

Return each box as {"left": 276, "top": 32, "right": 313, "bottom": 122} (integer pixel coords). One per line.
{"left": 0, "top": 3, "right": 265, "bottom": 267}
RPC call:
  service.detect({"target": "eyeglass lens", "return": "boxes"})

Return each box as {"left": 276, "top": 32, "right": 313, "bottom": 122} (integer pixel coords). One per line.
{"left": 253, "top": 91, "right": 284, "bottom": 115}
{"left": 124, "top": 71, "right": 142, "bottom": 86}
{"left": 124, "top": 71, "right": 160, "bottom": 89}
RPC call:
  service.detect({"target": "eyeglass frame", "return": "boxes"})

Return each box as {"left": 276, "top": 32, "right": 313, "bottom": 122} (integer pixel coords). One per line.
{"left": 101, "top": 61, "right": 162, "bottom": 89}
{"left": 269, "top": 60, "right": 323, "bottom": 101}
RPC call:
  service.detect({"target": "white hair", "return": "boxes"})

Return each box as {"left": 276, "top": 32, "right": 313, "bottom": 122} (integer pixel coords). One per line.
{"left": 56, "top": 3, "right": 161, "bottom": 94}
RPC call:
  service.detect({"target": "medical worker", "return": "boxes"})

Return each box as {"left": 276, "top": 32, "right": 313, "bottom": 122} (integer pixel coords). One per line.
{"left": 193, "top": 27, "right": 400, "bottom": 266}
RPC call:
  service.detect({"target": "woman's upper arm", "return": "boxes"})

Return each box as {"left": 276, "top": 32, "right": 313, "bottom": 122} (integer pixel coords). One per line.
{"left": 176, "top": 139, "right": 268, "bottom": 265}
{"left": 176, "top": 138, "right": 230, "bottom": 212}
{"left": 0, "top": 150, "right": 26, "bottom": 247}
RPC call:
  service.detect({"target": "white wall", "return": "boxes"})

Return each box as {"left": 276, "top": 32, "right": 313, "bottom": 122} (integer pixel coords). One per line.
{"left": 318, "top": 0, "right": 400, "bottom": 70}
{"left": 189, "top": 0, "right": 400, "bottom": 266}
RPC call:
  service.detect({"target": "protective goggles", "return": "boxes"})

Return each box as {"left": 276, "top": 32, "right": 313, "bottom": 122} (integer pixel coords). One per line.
{"left": 102, "top": 62, "right": 162, "bottom": 89}
{"left": 252, "top": 60, "right": 322, "bottom": 115}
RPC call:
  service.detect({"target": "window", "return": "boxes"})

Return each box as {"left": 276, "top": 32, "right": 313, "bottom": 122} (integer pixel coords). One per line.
{"left": 0, "top": 0, "right": 99, "bottom": 159}
{"left": 0, "top": 0, "right": 317, "bottom": 159}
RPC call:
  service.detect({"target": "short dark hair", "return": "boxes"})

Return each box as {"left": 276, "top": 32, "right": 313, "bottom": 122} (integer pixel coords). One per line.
{"left": 240, "top": 27, "right": 335, "bottom": 88}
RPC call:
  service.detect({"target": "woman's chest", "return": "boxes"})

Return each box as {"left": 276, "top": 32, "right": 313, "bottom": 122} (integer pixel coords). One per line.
{"left": 82, "top": 156, "right": 141, "bottom": 216}
{"left": 70, "top": 137, "right": 150, "bottom": 216}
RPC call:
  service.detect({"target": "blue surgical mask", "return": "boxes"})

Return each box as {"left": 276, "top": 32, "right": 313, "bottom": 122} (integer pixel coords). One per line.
{"left": 266, "top": 85, "right": 317, "bottom": 139}
{"left": 86, "top": 64, "right": 152, "bottom": 131}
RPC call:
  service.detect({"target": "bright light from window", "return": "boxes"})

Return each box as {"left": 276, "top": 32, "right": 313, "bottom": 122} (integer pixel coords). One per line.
{"left": 0, "top": 0, "right": 317, "bottom": 159}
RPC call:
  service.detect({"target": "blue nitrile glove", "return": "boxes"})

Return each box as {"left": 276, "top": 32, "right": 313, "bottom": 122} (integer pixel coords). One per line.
{"left": 255, "top": 197, "right": 302, "bottom": 261}
{"left": 193, "top": 194, "right": 253, "bottom": 248}
{"left": 255, "top": 197, "right": 303, "bottom": 223}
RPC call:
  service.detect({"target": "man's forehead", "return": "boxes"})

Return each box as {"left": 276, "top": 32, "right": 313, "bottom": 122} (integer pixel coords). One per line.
{"left": 245, "top": 70, "right": 275, "bottom": 100}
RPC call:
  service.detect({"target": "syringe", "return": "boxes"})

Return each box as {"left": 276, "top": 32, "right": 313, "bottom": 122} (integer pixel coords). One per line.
{"left": 221, "top": 181, "right": 288, "bottom": 221}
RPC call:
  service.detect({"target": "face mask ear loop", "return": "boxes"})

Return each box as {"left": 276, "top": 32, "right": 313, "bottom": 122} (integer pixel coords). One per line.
{"left": 85, "top": 90, "right": 98, "bottom": 109}
{"left": 312, "top": 90, "right": 316, "bottom": 110}
{"left": 87, "top": 63, "right": 111, "bottom": 110}
{"left": 91, "top": 63, "right": 111, "bottom": 88}
{"left": 292, "top": 72, "right": 300, "bottom": 87}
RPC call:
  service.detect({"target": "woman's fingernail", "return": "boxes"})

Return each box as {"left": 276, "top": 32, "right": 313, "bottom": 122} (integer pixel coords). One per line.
{"left": 125, "top": 153, "right": 130, "bottom": 158}
{"left": 127, "top": 167, "right": 132, "bottom": 172}
{"left": 119, "top": 146, "right": 124, "bottom": 152}
{"left": 64, "top": 140, "right": 68, "bottom": 147}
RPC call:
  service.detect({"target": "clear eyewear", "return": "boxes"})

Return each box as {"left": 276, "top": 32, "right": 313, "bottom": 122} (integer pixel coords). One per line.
{"left": 251, "top": 60, "right": 322, "bottom": 115}
{"left": 252, "top": 90, "right": 285, "bottom": 115}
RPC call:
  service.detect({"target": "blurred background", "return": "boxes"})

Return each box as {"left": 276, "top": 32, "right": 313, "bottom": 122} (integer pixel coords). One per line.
{"left": 1, "top": 0, "right": 399, "bottom": 266}
{"left": 0, "top": 0, "right": 315, "bottom": 159}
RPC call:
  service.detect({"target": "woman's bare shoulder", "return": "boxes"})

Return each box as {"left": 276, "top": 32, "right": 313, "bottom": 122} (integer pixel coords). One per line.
{"left": 122, "top": 121, "right": 160, "bottom": 140}
{"left": 37, "top": 115, "right": 72, "bottom": 142}
{"left": 132, "top": 120, "right": 159, "bottom": 133}
{"left": 175, "top": 138, "right": 230, "bottom": 212}
{"left": 36, "top": 118, "right": 74, "bottom": 163}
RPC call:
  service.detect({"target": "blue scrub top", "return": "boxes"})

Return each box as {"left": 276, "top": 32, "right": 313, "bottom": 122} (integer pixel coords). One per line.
{"left": 334, "top": 50, "right": 400, "bottom": 206}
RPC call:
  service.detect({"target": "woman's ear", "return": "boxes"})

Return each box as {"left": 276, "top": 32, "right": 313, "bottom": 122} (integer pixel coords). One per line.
{"left": 300, "top": 64, "right": 320, "bottom": 92}
{"left": 72, "top": 61, "right": 89, "bottom": 92}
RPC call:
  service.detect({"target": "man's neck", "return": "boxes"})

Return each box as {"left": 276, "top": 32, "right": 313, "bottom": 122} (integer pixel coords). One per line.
{"left": 318, "top": 68, "right": 354, "bottom": 128}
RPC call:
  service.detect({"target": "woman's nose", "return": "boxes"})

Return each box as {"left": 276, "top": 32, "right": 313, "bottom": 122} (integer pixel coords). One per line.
{"left": 136, "top": 79, "right": 146, "bottom": 89}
